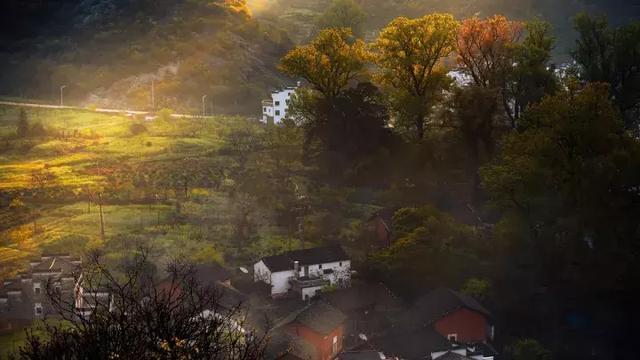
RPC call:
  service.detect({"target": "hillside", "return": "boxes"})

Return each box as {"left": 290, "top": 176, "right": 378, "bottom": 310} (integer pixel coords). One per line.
{"left": 0, "top": 0, "right": 293, "bottom": 115}
{"left": 254, "top": 0, "right": 640, "bottom": 55}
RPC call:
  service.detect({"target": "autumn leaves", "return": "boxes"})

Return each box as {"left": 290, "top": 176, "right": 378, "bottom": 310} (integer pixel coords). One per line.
{"left": 280, "top": 14, "right": 528, "bottom": 140}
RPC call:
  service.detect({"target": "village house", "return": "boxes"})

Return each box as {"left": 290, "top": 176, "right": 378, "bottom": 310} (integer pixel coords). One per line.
{"left": 253, "top": 246, "right": 351, "bottom": 300}
{"left": 403, "top": 288, "right": 494, "bottom": 344}
{"left": 261, "top": 84, "right": 298, "bottom": 124}
{"left": 320, "top": 280, "right": 404, "bottom": 348}
{"left": 0, "top": 253, "right": 81, "bottom": 331}
{"left": 270, "top": 300, "right": 347, "bottom": 360}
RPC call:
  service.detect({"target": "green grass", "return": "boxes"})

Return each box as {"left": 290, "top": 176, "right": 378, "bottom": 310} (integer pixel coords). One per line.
{"left": 0, "top": 319, "right": 68, "bottom": 359}
{"left": 0, "top": 105, "right": 250, "bottom": 276}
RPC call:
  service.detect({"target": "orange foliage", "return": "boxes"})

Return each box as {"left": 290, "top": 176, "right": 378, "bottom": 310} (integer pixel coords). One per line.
{"left": 456, "top": 15, "right": 524, "bottom": 88}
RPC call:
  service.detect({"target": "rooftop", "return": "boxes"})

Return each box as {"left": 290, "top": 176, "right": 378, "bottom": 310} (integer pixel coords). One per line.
{"left": 260, "top": 245, "right": 349, "bottom": 273}
{"left": 283, "top": 300, "right": 347, "bottom": 336}
{"left": 400, "top": 288, "right": 491, "bottom": 328}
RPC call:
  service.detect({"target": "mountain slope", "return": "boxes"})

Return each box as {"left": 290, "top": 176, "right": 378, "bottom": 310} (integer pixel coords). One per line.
{"left": 0, "top": 0, "right": 293, "bottom": 114}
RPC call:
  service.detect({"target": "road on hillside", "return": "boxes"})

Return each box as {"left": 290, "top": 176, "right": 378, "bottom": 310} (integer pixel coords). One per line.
{"left": 0, "top": 100, "right": 208, "bottom": 119}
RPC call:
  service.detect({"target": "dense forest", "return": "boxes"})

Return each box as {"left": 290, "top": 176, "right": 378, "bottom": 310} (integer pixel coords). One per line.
{"left": 0, "top": 0, "right": 639, "bottom": 359}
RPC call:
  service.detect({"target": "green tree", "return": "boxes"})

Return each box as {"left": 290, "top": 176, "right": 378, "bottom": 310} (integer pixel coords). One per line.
{"left": 369, "top": 205, "right": 477, "bottom": 296}
{"left": 572, "top": 13, "right": 640, "bottom": 130}
{"left": 280, "top": 28, "right": 367, "bottom": 99}
{"left": 460, "top": 277, "right": 491, "bottom": 301}
{"left": 481, "top": 83, "right": 640, "bottom": 287}
{"left": 506, "top": 19, "right": 557, "bottom": 126}
{"left": 505, "top": 339, "right": 551, "bottom": 360}
{"left": 372, "top": 14, "right": 458, "bottom": 141}
{"left": 16, "top": 108, "right": 29, "bottom": 138}
{"left": 316, "top": 0, "right": 366, "bottom": 38}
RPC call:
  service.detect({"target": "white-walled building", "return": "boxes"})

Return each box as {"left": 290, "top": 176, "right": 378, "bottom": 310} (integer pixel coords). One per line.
{"left": 253, "top": 246, "right": 351, "bottom": 300}
{"left": 261, "top": 85, "right": 298, "bottom": 124}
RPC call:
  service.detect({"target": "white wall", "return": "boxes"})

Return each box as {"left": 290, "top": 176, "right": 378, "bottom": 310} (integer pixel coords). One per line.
{"left": 254, "top": 260, "right": 271, "bottom": 283}
{"left": 270, "top": 270, "right": 296, "bottom": 296}
{"left": 271, "top": 89, "right": 295, "bottom": 124}
{"left": 301, "top": 285, "right": 324, "bottom": 300}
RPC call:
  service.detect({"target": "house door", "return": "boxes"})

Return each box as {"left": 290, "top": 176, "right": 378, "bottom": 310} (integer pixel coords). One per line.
{"left": 304, "top": 266, "right": 309, "bottom": 277}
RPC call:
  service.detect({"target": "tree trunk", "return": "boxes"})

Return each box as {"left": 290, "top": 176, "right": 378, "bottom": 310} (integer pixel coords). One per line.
{"left": 99, "top": 200, "right": 105, "bottom": 242}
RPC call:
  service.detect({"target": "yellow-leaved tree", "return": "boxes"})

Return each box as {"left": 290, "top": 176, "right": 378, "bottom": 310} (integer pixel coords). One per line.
{"left": 279, "top": 28, "right": 367, "bottom": 99}
{"left": 372, "top": 13, "right": 459, "bottom": 140}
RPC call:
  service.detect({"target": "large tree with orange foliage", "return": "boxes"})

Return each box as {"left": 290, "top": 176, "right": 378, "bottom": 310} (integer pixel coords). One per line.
{"left": 456, "top": 15, "right": 524, "bottom": 89}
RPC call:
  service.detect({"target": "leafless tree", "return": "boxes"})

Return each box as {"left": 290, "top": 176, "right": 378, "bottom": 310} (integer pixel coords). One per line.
{"left": 12, "top": 249, "right": 267, "bottom": 360}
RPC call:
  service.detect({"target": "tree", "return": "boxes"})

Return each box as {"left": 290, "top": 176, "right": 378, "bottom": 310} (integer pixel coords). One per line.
{"left": 460, "top": 277, "right": 491, "bottom": 301}
{"left": 16, "top": 108, "right": 29, "bottom": 138}
{"left": 372, "top": 13, "right": 458, "bottom": 140}
{"left": 457, "top": 15, "right": 524, "bottom": 89}
{"left": 481, "top": 83, "right": 640, "bottom": 288}
{"left": 12, "top": 250, "right": 267, "bottom": 359}
{"left": 504, "top": 339, "right": 551, "bottom": 360}
{"left": 316, "top": 0, "right": 366, "bottom": 38}
{"left": 280, "top": 28, "right": 367, "bottom": 99}
{"left": 572, "top": 13, "right": 640, "bottom": 130}
{"left": 506, "top": 19, "right": 558, "bottom": 126}
{"left": 369, "top": 205, "right": 477, "bottom": 297}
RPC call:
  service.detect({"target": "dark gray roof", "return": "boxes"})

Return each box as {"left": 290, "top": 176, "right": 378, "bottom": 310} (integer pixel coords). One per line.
{"left": 261, "top": 246, "right": 349, "bottom": 272}
{"left": 321, "top": 281, "right": 403, "bottom": 314}
{"left": 467, "top": 342, "right": 498, "bottom": 357}
{"left": 434, "top": 352, "right": 473, "bottom": 360}
{"left": 370, "top": 328, "right": 451, "bottom": 360}
{"left": 406, "top": 288, "right": 491, "bottom": 327}
{"left": 338, "top": 350, "right": 384, "bottom": 360}
{"left": 289, "top": 301, "right": 347, "bottom": 335}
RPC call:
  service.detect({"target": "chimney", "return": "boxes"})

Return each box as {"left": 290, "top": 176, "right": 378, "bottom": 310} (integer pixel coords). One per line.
{"left": 293, "top": 261, "right": 300, "bottom": 278}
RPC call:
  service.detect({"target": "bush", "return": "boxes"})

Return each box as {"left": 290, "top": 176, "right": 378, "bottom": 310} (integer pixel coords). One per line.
{"left": 460, "top": 277, "right": 491, "bottom": 301}
{"left": 130, "top": 122, "right": 148, "bottom": 135}
{"left": 157, "top": 108, "right": 174, "bottom": 122}
{"left": 30, "top": 122, "right": 47, "bottom": 137}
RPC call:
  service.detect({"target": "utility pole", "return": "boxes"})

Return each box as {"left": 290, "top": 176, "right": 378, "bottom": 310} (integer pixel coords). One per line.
{"left": 202, "top": 95, "right": 207, "bottom": 117}
{"left": 60, "top": 85, "right": 66, "bottom": 107}
{"left": 98, "top": 193, "right": 105, "bottom": 242}
{"left": 151, "top": 80, "right": 155, "bottom": 110}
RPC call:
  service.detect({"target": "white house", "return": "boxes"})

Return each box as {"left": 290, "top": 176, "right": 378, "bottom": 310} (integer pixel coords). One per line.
{"left": 261, "top": 84, "right": 298, "bottom": 124}
{"left": 253, "top": 246, "right": 351, "bottom": 300}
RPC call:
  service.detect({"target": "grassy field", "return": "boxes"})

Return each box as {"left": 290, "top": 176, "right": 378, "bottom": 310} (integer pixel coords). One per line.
{"left": 0, "top": 105, "right": 249, "bottom": 279}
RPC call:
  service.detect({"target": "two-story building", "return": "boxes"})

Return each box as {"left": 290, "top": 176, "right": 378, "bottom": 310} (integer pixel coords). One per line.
{"left": 253, "top": 246, "right": 351, "bottom": 300}
{"left": 261, "top": 85, "right": 298, "bottom": 124}
{"left": 0, "top": 253, "right": 81, "bottom": 330}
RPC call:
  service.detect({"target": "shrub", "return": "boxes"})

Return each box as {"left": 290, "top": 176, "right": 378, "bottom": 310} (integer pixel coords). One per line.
{"left": 130, "top": 122, "right": 148, "bottom": 135}
{"left": 157, "top": 108, "right": 174, "bottom": 122}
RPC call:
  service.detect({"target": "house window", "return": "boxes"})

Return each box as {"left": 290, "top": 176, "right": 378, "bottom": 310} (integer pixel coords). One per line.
{"left": 332, "top": 335, "right": 338, "bottom": 354}
{"left": 263, "top": 107, "right": 267, "bottom": 113}
{"left": 447, "top": 333, "right": 458, "bottom": 342}
{"left": 34, "top": 303, "right": 43, "bottom": 316}
{"left": 318, "top": 264, "right": 323, "bottom": 269}
{"left": 33, "top": 283, "right": 41, "bottom": 295}
{"left": 275, "top": 101, "right": 280, "bottom": 106}
{"left": 275, "top": 110, "right": 281, "bottom": 116}
{"left": 339, "top": 262, "right": 342, "bottom": 266}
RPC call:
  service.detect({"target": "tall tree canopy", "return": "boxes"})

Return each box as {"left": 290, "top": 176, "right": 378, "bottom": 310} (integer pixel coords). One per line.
{"left": 572, "top": 13, "right": 640, "bottom": 130}
{"left": 372, "top": 13, "right": 459, "bottom": 140}
{"left": 457, "top": 15, "right": 524, "bottom": 89}
{"left": 280, "top": 28, "right": 367, "bottom": 99}
{"left": 481, "top": 83, "right": 640, "bottom": 288}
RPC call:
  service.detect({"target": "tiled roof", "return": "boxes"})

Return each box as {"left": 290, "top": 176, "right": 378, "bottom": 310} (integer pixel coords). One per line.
{"left": 261, "top": 246, "right": 349, "bottom": 272}
{"left": 369, "top": 328, "right": 451, "bottom": 360}
{"left": 403, "top": 288, "right": 491, "bottom": 327}
{"left": 283, "top": 301, "right": 346, "bottom": 336}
